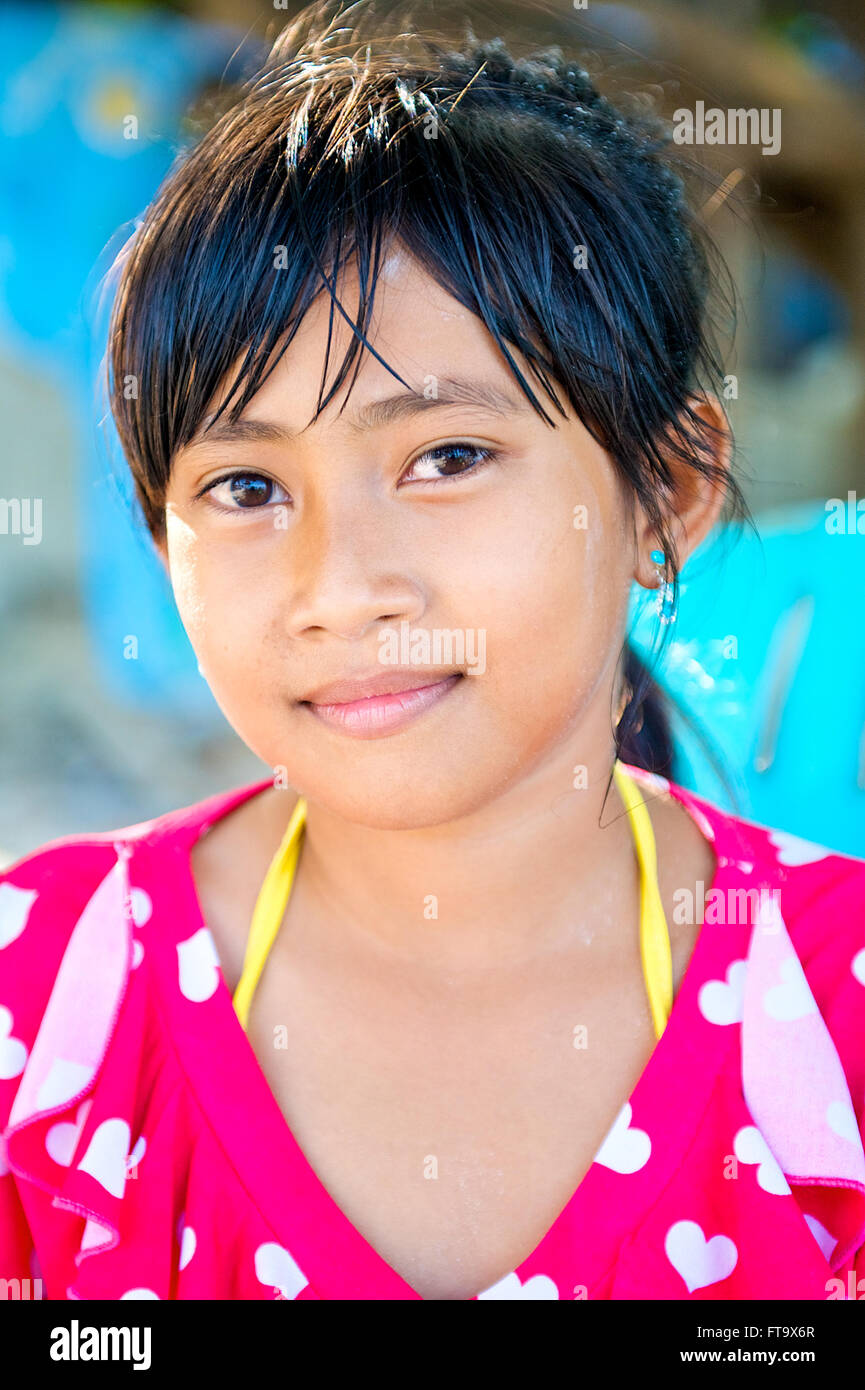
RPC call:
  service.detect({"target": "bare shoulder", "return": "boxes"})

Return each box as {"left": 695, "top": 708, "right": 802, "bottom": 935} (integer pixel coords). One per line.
{"left": 642, "top": 784, "right": 718, "bottom": 991}
{"left": 647, "top": 784, "right": 718, "bottom": 883}
{"left": 189, "top": 784, "right": 301, "bottom": 993}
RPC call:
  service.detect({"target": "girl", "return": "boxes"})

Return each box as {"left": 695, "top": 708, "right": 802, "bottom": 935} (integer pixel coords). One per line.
{"left": 2, "top": 0, "right": 864, "bottom": 1302}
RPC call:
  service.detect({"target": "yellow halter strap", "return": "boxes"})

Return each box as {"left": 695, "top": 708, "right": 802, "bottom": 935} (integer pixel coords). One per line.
{"left": 612, "top": 761, "right": 673, "bottom": 1039}
{"left": 233, "top": 762, "right": 672, "bottom": 1040}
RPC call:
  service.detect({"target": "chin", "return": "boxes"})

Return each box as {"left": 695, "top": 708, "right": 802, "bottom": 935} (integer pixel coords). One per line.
{"left": 310, "top": 782, "right": 490, "bottom": 830}
{"left": 255, "top": 712, "right": 535, "bottom": 830}
{"left": 285, "top": 757, "right": 519, "bottom": 830}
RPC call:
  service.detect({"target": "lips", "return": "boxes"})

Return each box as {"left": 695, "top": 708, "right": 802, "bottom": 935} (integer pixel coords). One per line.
{"left": 299, "top": 668, "right": 462, "bottom": 705}
{"left": 299, "top": 671, "right": 464, "bottom": 738}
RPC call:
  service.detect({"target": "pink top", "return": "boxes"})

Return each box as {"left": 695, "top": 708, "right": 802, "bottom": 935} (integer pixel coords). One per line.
{"left": 1, "top": 763, "right": 864, "bottom": 1301}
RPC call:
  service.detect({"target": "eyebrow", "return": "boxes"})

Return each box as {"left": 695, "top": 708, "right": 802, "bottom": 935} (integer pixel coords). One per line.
{"left": 185, "top": 376, "right": 533, "bottom": 448}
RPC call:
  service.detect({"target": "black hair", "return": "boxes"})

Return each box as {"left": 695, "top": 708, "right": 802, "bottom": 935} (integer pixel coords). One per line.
{"left": 106, "top": 0, "right": 751, "bottom": 782}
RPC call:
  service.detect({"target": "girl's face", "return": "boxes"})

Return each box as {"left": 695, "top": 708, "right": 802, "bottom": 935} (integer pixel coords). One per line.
{"left": 161, "top": 250, "right": 657, "bottom": 829}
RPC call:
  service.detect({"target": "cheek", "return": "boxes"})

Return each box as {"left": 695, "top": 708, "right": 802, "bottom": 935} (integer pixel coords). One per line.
{"left": 459, "top": 476, "right": 631, "bottom": 719}
{"left": 164, "top": 516, "right": 276, "bottom": 688}
{"left": 164, "top": 522, "right": 206, "bottom": 646}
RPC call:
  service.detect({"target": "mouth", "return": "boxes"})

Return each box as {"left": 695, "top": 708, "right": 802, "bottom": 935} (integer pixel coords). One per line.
{"left": 298, "top": 671, "right": 465, "bottom": 739}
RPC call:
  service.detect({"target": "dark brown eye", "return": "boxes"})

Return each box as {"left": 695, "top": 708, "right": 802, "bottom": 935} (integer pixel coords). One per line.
{"left": 204, "top": 473, "right": 288, "bottom": 510}
{"left": 402, "top": 443, "right": 497, "bottom": 484}
{"left": 227, "top": 475, "right": 274, "bottom": 507}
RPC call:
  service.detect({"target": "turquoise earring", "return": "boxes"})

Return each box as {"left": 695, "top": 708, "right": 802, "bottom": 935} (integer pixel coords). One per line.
{"left": 650, "top": 549, "right": 677, "bottom": 625}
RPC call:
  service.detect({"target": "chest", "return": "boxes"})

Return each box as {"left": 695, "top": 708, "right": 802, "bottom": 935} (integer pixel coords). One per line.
{"left": 244, "top": 944, "right": 663, "bottom": 1300}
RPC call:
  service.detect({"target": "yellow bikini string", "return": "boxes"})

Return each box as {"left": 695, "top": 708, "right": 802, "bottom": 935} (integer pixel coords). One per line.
{"left": 233, "top": 762, "right": 672, "bottom": 1040}
{"left": 612, "top": 761, "right": 673, "bottom": 1039}
{"left": 232, "top": 794, "right": 307, "bottom": 1033}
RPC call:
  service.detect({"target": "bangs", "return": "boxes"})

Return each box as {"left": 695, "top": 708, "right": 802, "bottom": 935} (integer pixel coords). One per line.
{"left": 185, "top": 93, "right": 576, "bottom": 440}
{"left": 108, "top": 22, "right": 728, "bottom": 547}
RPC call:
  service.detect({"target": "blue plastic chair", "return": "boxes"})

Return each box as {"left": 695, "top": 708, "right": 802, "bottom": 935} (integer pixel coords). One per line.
{"left": 628, "top": 499, "right": 865, "bottom": 857}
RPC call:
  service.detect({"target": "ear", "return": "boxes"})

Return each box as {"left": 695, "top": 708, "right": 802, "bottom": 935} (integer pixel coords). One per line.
{"left": 632, "top": 394, "right": 732, "bottom": 589}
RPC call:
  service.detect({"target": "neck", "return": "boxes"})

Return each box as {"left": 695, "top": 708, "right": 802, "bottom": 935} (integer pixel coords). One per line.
{"left": 287, "top": 732, "right": 640, "bottom": 974}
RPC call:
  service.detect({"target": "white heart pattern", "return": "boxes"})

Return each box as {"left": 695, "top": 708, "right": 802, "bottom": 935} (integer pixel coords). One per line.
{"left": 732, "top": 1125, "right": 790, "bottom": 1195}
{"left": 698, "top": 960, "right": 747, "bottom": 1025}
{"left": 767, "top": 829, "right": 830, "bottom": 866}
{"left": 120, "top": 1288, "right": 160, "bottom": 1299}
{"left": 476, "top": 1271, "right": 559, "bottom": 1299}
{"left": 0, "top": 883, "right": 37, "bottom": 949}
{"left": 128, "top": 887, "right": 152, "bottom": 927}
{"left": 179, "top": 1224, "right": 197, "bottom": 1272}
{"left": 665, "top": 1219, "right": 738, "bottom": 1294}
{"left": 80, "top": 1218, "right": 113, "bottom": 1252}
{"left": 851, "top": 948, "right": 865, "bottom": 988}
{"left": 0, "top": 1004, "right": 27, "bottom": 1080}
{"left": 45, "top": 1100, "right": 93, "bottom": 1167}
{"left": 77, "top": 1118, "right": 132, "bottom": 1199}
{"left": 826, "top": 1100, "right": 860, "bottom": 1145}
{"left": 35, "top": 1056, "right": 94, "bottom": 1111}
{"left": 126, "top": 1136, "right": 147, "bottom": 1173}
{"left": 594, "top": 1102, "right": 651, "bottom": 1174}
{"left": 763, "top": 955, "right": 817, "bottom": 1022}
{"left": 804, "top": 1213, "right": 838, "bottom": 1263}
{"left": 177, "top": 928, "right": 221, "bottom": 1003}
{"left": 254, "top": 1241, "right": 309, "bottom": 1300}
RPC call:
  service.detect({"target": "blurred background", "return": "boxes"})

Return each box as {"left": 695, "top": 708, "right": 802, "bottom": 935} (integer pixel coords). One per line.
{"left": 1, "top": 0, "right": 864, "bottom": 864}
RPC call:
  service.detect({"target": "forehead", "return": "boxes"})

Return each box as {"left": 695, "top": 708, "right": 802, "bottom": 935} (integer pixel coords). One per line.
{"left": 192, "top": 247, "right": 552, "bottom": 440}
{"left": 284, "top": 251, "right": 490, "bottom": 402}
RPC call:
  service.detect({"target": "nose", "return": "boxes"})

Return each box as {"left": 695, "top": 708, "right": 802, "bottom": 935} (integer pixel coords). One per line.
{"left": 284, "top": 490, "right": 426, "bottom": 641}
